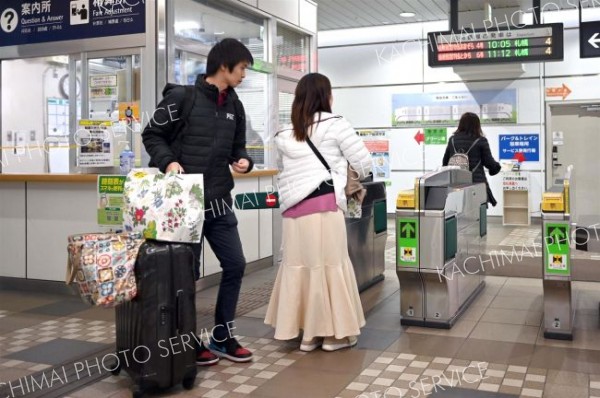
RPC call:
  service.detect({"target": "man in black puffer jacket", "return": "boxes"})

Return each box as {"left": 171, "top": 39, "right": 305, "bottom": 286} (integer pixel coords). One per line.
{"left": 142, "top": 38, "right": 254, "bottom": 366}
{"left": 442, "top": 112, "right": 502, "bottom": 206}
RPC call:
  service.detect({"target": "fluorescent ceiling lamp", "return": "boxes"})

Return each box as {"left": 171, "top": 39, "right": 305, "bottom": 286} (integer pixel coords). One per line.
{"left": 399, "top": 12, "right": 416, "bottom": 17}
{"left": 214, "top": 31, "right": 225, "bottom": 35}
{"left": 174, "top": 21, "right": 201, "bottom": 32}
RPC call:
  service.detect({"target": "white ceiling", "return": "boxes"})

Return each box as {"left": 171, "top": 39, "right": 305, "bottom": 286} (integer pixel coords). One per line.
{"left": 315, "top": 0, "right": 593, "bottom": 31}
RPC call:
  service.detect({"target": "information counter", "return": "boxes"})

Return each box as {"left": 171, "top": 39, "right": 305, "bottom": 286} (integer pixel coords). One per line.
{"left": 0, "top": 170, "right": 278, "bottom": 282}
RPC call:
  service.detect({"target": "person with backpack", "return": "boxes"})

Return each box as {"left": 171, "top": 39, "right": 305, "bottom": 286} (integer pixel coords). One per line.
{"left": 142, "top": 38, "right": 254, "bottom": 365}
{"left": 442, "top": 112, "right": 501, "bottom": 206}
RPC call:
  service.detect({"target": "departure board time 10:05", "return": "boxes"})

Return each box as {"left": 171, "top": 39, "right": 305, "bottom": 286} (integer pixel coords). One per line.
{"left": 427, "top": 23, "right": 564, "bottom": 67}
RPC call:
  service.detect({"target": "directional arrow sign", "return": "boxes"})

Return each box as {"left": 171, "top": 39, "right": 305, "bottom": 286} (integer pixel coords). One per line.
{"left": 398, "top": 218, "right": 419, "bottom": 267}
{"left": 545, "top": 223, "right": 570, "bottom": 275}
{"left": 545, "top": 84, "right": 572, "bottom": 100}
{"left": 414, "top": 130, "right": 425, "bottom": 145}
{"left": 580, "top": 21, "right": 600, "bottom": 59}
{"left": 513, "top": 152, "right": 526, "bottom": 163}
{"left": 401, "top": 221, "right": 416, "bottom": 239}
{"left": 589, "top": 32, "right": 600, "bottom": 49}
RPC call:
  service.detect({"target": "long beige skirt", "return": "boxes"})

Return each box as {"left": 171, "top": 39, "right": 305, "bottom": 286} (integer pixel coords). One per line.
{"left": 264, "top": 210, "right": 366, "bottom": 341}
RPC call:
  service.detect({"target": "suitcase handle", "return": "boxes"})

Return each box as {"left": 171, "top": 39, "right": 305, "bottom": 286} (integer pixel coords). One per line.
{"left": 175, "top": 289, "right": 184, "bottom": 331}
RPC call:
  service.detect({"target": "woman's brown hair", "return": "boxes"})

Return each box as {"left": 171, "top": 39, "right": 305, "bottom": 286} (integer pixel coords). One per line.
{"left": 454, "top": 112, "right": 484, "bottom": 138}
{"left": 291, "top": 73, "right": 332, "bottom": 141}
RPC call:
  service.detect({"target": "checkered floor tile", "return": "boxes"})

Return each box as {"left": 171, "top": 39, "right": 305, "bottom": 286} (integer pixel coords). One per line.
{"left": 0, "top": 317, "right": 115, "bottom": 357}
{"left": 498, "top": 227, "right": 541, "bottom": 247}
{"left": 335, "top": 352, "right": 546, "bottom": 398}
{"left": 68, "top": 336, "right": 305, "bottom": 397}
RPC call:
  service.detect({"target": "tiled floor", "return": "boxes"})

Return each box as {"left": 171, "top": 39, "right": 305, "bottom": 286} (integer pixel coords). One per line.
{"left": 1, "top": 220, "right": 600, "bottom": 397}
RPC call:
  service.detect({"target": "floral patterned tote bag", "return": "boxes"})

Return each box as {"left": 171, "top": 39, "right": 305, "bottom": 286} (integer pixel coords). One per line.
{"left": 123, "top": 168, "right": 204, "bottom": 243}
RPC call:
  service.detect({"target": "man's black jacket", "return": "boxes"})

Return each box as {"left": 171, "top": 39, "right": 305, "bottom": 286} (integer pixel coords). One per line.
{"left": 142, "top": 74, "right": 254, "bottom": 208}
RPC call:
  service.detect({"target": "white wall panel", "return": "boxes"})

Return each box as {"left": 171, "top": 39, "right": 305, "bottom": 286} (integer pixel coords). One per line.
{"left": 545, "top": 29, "right": 600, "bottom": 77}
{"left": 259, "top": 0, "right": 299, "bottom": 25}
{"left": 389, "top": 128, "right": 425, "bottom": 171}
{"left": 0, "top": 183, "right": 26, "bottom": 278}
{"left": 319, "top": 42, "right": 423, "bottom": 87}
{"left": 545, "top": 75, "right": 600, "bottom": 103}
{"left": 299, "top": 0, "right": 317, "bottom": 33}
{"left": 319, "top": 21, "right": 442, "bottom": 47}
{"left": 330, "top": 85, "right": 421, "bottom": 128}
{"left": 27, "top": 183, "right": 98, "bottom": 281}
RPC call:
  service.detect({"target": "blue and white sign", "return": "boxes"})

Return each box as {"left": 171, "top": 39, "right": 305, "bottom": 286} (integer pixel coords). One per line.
{"left": 0, "top": 0, "right": 145, "bottom": 48}
{"left": 499, "top": 134, "right": 540, "bottom": 162}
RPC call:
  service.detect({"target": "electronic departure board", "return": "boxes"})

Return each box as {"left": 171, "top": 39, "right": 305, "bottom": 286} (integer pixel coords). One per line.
{"left": 427, "top": 23, "right": 564, "bottom": 67}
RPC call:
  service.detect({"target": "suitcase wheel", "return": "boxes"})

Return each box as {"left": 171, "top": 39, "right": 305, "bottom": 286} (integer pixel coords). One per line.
{"left": 110, "top": 360, "right": 121, "bottom": 376}
{"left": 132, "top": 384, "right": 145, "bottom": 398}
{"left": 182, "top": 375, "right": 196, "bottom": 390}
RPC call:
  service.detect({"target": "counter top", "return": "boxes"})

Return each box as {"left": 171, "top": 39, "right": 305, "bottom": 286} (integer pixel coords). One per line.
{"left": 0, "top": 169, "right": 277, "bottom": 183}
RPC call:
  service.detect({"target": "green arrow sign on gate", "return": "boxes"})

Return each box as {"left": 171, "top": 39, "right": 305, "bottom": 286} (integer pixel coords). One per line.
{"left": 398, "top": 218, "right": 419, "bottom": 267}
{"left": 544, "top": 223, "right": 570, "bottom": 275}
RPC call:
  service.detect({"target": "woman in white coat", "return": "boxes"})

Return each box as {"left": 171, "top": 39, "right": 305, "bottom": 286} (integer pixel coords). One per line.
{"left": 264, "top": 73, "right": 372, "bottom": 352}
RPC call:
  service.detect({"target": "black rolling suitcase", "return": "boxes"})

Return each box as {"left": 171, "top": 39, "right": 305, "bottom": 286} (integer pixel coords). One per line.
{"left": 113, "top": 241, "right": 198, "bottom": 398}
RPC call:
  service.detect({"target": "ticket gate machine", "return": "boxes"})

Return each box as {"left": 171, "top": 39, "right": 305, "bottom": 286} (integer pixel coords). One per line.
{"left": 396, "top": 167, "right": 488, "bottom": 328}
{"left": 541, "top": 165, "right": 576, "bottom": 340}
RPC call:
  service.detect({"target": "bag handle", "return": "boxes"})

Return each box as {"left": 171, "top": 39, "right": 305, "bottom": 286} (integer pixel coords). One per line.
{"left": 65, "top": 243, "right": 83, "bottom": 284}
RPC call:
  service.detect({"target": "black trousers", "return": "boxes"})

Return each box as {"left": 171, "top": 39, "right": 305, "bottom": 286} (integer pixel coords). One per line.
{"left": 192, "top": 210, "right": 246, "bottom": 342}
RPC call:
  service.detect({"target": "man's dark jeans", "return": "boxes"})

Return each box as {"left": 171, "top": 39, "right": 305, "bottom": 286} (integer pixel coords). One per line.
{"left": 192, "top": 210, "right": 246, "bottom": 343}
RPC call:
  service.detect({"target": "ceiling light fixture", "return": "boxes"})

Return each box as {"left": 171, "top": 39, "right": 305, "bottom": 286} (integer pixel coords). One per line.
{"left": 400, "top": 12, "right": 416, "bottom": 17}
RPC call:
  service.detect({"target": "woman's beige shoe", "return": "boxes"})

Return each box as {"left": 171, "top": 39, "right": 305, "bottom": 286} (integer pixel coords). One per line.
{"left": 300, "top": 337, "right": 323, "bottom": 352}
{"left": 321, "top": 336, "right": 358, "bottom": 351}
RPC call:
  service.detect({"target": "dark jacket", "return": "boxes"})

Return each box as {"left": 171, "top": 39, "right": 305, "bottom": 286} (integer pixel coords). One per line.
{"left": 442, "top": 133, "right": 501, "bottom": 206}
{"left": 142, "top": 75, "right": 254, "bottom": 208}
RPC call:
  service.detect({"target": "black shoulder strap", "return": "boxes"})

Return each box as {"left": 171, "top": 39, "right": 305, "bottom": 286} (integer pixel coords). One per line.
{"left": 170, "top": 85, "right": 196, "bottom": 143}
{"left": 306, "top": 138, "right": 332, "bottom": 174}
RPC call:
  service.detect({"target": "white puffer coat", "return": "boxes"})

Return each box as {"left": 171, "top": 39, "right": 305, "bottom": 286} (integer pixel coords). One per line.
{"left": 275, "top": 112, "right": 372, "bottom": 212}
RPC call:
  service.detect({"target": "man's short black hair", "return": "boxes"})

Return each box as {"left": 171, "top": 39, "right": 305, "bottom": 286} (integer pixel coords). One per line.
{"left": 206, "top": 38, "right": 254, "bottom": 76}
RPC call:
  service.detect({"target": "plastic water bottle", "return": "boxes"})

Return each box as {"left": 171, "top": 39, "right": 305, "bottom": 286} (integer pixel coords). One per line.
{"left": 119, "top": 144, "right": 135, "bottom": 175}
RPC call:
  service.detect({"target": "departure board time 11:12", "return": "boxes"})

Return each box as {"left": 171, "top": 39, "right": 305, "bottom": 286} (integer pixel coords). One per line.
{"left": 427, "top": 23, "right": 564, "bottom": 67}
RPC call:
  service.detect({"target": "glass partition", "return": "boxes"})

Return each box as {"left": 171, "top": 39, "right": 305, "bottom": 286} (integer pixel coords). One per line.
{"left": 174, "top": 0, "right": 266, "bottom": 61}
{"left": 1, "top": 56, "right": 72, "bottom": 173}
{"left": 276, "top": 25, "right": 310, "bottom": 73}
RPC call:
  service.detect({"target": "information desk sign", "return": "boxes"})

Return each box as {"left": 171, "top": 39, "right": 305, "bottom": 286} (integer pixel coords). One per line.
{"left": 544, "top": 223, "right": 570, "bottom": 276}
{"left": 397, "top": 218, "right": 419, "bottom": 268}
{"left": 580, "top": 21, "right": 600, "bottom": 59}
{"left": 0, "top": 0, "right": 145, "bottom": 48}
{"left": 427, "top": 23, "right": 564, "bottom": 67}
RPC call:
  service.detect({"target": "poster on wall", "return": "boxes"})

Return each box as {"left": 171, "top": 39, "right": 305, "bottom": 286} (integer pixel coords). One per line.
{"left": 90, "top": 74, "right": 118, "bottom": 100}
{"left": 77, "top": 119, "right": 113, "bottom": 167}
{"left": 0, "top": 0, "right": 145, "bottom": 48}
{"left": 97, "top": 175, "right": 125, "bottom": 227}
{"left": 391, "top": 90, "right": 517, "bottom": 127}
{"left": 358, "top": 130, "right": 390, "bottom": 180}
{"left": 499, "top": 134, "right": 539, "bottom": 162}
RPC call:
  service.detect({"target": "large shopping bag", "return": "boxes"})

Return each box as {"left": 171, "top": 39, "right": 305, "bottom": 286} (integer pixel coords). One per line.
{"left": 66, "top": 232, "right": 144, "bottom": 307}
{"left": 123, "top": 168, "right": 204, "bottom": 243}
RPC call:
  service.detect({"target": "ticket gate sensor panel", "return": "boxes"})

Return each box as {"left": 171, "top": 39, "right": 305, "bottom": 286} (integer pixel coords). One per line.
{"left": 396, "top": 167, "right": 487, "bottom": 328}
{"left": 541, "top": 166, "right": 575, "bottom": 340}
